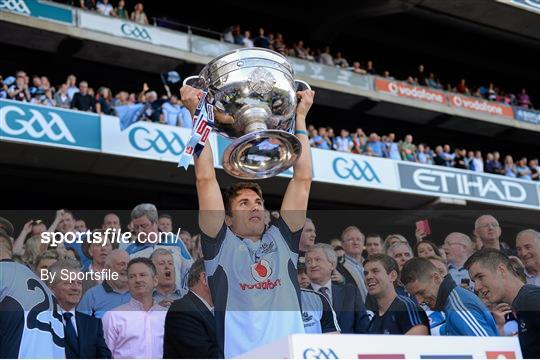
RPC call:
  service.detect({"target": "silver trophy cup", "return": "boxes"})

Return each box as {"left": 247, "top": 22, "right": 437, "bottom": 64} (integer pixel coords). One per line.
{"left": 184, "top": 47, "right": 311, "bottom": 179}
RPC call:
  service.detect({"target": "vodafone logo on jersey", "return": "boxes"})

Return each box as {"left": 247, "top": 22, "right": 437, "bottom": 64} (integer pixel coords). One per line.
{"left": 239, "top": 260, "right": 282, "bottom": 290}
{"left": 251, "top": 259, "right": 272, "bottom": 282}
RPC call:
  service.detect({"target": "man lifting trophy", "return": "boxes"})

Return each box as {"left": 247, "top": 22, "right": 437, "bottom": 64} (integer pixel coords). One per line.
{"left": 180, "top": 47, "right": 315, "bottom": 358}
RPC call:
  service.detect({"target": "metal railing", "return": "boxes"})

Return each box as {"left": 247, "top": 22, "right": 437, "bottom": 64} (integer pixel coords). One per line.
{"left": 152, "top": 17, "right": 225, "bottom": 42}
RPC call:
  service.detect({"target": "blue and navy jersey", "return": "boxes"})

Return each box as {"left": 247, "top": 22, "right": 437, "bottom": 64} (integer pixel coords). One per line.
{"left": 301, "top": 289, "right": 340, "bottom": 334}
{"left": 512, "top": 284, "right": 540, "bottom": 358}
{"left": 202, "top": 217, "right": 305, "bottom": 358}
{"left": 368, "top": 295, "right": 430, "bottom": 335}
{"left": 425, "top": 308, "right": 446, "bottom": 336}
{"left": 437, "top": 275, "right": 498, "bottom": 336}
{"left": 0, "top": 260, "right": 65, "bottom": 358}
{"left": 126, "top": 233, "right": 193, "bottom": 292}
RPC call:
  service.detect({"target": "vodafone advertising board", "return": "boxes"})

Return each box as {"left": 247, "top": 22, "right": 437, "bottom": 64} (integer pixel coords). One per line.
{"left": 374, "top": 78, "right": 446, "bottom": 105}
{"left": 449, "top": 94, "right": 514, "bottom": 118}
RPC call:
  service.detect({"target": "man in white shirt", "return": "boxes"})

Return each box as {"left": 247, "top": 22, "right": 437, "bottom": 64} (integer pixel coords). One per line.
{"left": 96, "top": 0, "right": 114, "bottom": 16}
{"left": 335, "top": 129, "right": 353, "bottom": 152}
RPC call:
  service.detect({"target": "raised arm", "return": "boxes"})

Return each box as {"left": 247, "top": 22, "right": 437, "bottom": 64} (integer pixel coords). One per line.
{"left": 13, "top": 220, "right": 33, "bottom": 256}
{"left": 180, "top": 86, "right": 225, "bottom": 238}
{"left": 280, "top": 89, "right": 315, "bottom": 232}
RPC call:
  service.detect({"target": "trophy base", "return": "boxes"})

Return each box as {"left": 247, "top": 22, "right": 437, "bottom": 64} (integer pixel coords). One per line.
{"left": 222, "top": 130, "right": 302, "bottom": 179}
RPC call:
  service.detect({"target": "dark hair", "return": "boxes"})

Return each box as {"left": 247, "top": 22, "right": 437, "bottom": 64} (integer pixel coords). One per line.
{"left": 414, "top": 240, "right": 442, "bottom": 258}
{"left": 158, "top": 214, "right": 172, "bottom": 221}
{"left": 127, "top": 257, "right": 156, "bottom": 276}
{"left": 364, "top": 254, "right": 400, "bottom": 278}
{"left": 223, "top": 182, "right": 263, "bottom": 216}
{"left": 187, "top": 258, "right": 206, "bottom": 288}
{"left": 464, "top": 248, "right": 520, "bottom": 279}
{"left": 400, "top": 257, "right": 437, "bottom": 286}
{"left": 366, "top": 233, "right": 382, "bottom": 242}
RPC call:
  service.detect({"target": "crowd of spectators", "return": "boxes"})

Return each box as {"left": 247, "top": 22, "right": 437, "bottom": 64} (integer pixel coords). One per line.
{"left": 224, "top": 25, "right": 535, "bottom": 110}
{"left": 41, "top": 3, "right": 536, "bottom": 110}
{"left": 1, "top": 69, "right": 538, "bottom": 180}
{"left": 1, "top": 207, "right": 539, "bottom": 357}
{"left": 56, "top": 0, "right": 150, "bottom": 24}
{"left": 307, "top": 126, "right": 540, "bottom": 180}
{"left": 0, "top": 70, "right": 192, "bottom": 127}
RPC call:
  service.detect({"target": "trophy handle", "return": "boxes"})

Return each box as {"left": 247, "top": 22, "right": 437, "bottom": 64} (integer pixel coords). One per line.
{"left": 294, "top": 79, "right": 312, "bottom": 91}
{"left": 183, "top": 76, "right": 203, "bottom": 87}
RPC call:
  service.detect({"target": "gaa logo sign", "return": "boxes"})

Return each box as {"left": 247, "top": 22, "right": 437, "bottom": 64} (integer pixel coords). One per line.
{"left": 120, "top": 23, "right": 151, "bottom": 41}
{"left": 1, "top": 105, "right": 76, "bottom": 143}
{"left": 303, "top": 348, "right": 339, "bottom": 359}
{"left": 0, "top": 0, "right": 31, "bottom": 15}
{"left": 332, "top": 157, "right": 381, "bottom": 183}
{"left": 128, "top": 126, "right": 186, "bottom": 155}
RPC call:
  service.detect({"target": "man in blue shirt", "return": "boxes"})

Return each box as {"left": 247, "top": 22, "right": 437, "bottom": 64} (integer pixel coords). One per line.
{"left": 364, "top": 254, "right": 430, "bottom": 335}
{"left": 402, "top": 257, "right": 498, "bottom": 336}
{"left": 310, "top": 127, "right": 332, "bottom": 150}
{"left": 162, "top": 95, "right": 193, "bottom": 128}
{"left": 442, "top": 232, "right": 474, "bottom": 291}
{"left": 182, "top": 85, "right": 315, "bottom": 357}
{"left": 465, "top": 249, "right": 540, "bottom": 358}
{"left": 366, "top": 133, "right": 384, "bottom": 157}
{"left": 78, "top": 249, "right": 131, "bottom": 318}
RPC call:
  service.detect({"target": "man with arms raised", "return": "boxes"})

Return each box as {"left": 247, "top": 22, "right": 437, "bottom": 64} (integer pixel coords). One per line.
{"left": 181, "top": 84, "right": 314, "bottom": 358}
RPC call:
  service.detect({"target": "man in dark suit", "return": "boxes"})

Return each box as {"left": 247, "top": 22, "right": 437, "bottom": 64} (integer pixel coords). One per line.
{"left": 306, "top": 243, "right": 370, "bottom": 334}
{"left": 164, "top": 258, "right": 219, "bottom": 359}
{"left": 48, "top": 259, "right": 111, "bottom": 359}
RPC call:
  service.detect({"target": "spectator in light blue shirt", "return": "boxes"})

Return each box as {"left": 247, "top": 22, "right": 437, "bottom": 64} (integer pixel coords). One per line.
{"left": 366, "top": 133, "right": 384, "bottom": 157}
{"left": 516, "top": 157, "right": 532, "bottom": 180}
{"left": 78, "top": 249, "right": 132, "bottom": 318}
{"left": 504, "top": 155, "right": 517, "bottom": 177}
{"left": 384, "top": 133, "right": 402, "bottom": 160}
{"left": 442, "top": 144, "right": 455, "bottom": 166}
{"left": 66, "top": 74, "right": 79, "bottom": 101}
{"left": 442, "top": 233, "right": 474, "bottom": 292}
{"left": 416, "top": 143, "right": 429, "bottom": 164}
{"left": 162, "top": 95, "right": 193, "bottom": 128}
{"left": 335, "top": 129, "right": 353, "bottom": 152}
{"left": 310, "top": 127, "right": 332, "bottom": 150}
